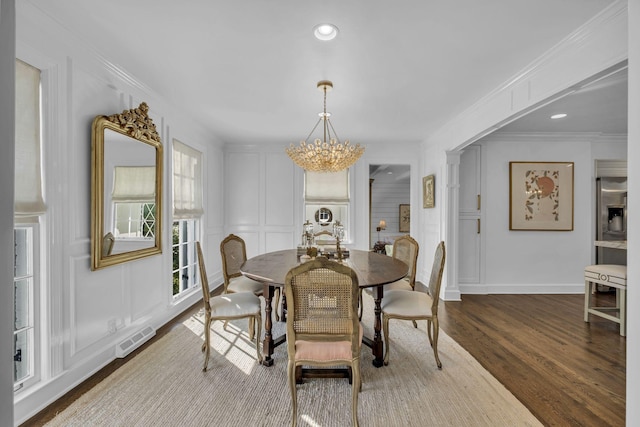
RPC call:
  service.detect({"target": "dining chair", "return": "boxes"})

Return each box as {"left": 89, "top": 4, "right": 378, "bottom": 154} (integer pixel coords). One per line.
{"left": 197, "top": 241, "right": 262, "bottom": 371}
{"left": 381, "top": 241, "right": 445, "bottom": 368}
{"left": 285, "top": 257, "right": 362, "bottom": 427}
{"left": 360, "top": 235, "right": 419, "bottom": 323}
{"left": 220, "top": 233, "right": 281, "bottom": 321}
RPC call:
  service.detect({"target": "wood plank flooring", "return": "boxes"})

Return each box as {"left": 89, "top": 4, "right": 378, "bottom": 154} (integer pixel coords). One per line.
{"left": 437, "top": 293, "right": 626, "bottom": 427}
{"left": 22, "top": 292, "right": 625, "bottom": 427}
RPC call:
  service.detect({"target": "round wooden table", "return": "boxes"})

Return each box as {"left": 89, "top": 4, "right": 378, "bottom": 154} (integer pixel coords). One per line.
{"left": 241, "top": 249, "right": 408, "bottom": 367}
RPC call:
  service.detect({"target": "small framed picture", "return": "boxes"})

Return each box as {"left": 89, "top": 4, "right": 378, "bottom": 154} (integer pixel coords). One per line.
{"left": 399, "top": 204, "right": 410, "bottom": 232}
{"left": 423, "top": 175, "right": 434, "bottom": 208}
{"left": 509, "top": 161, "right": 574, "bottom": 231}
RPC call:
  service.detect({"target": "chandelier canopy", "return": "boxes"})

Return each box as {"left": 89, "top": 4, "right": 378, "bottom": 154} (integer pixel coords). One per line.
{"left": 286, "top": 80, "right": 364, "bottom": 172}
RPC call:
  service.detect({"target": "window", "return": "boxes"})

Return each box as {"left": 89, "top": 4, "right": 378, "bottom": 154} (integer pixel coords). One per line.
{"left": 172, "top": 139, "right": 203, "bottom": 297}
{"left": 111, "top": 165, "right": 157, "bottom": 240}
{"left": 172, "top": 219, "right": 199, "bottom": 295}
{"left": 14, "top": 226, "right": 38, "bottom": 391}
{"left": 114, "top": 202, "right": 156, "bottom": 238}
{"left": 14, "top": 59, "right": 46, "bottom": 392}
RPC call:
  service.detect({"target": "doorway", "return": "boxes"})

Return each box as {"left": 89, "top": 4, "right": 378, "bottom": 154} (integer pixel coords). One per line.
{"left": 369, "top": 164, "right": 410, "bottom": 248}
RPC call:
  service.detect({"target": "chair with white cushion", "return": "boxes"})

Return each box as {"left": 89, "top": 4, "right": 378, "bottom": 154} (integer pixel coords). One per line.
{"left": 220, "top": 233, "right": 281, "bottom": 321}
{"left": 197, "top": 242, "right": 262, "bottom": 371}
{"left": 584, "top": 264, "right": 627, "bottom": 336}
{"left": 381, "top": 241, "right": 445, "bottom": 368}
{"left": 360, "top": 235, "right": 419, "bottom": 323}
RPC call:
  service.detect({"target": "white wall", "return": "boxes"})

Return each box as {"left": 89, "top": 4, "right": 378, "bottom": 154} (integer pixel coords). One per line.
{"left": 223, "top": 142, "right": 421, "bottom": 257}
{"left": 12, "top": 3, "right": 225, "bottom": 424}
{"left": 1, "top": 1, "right": 16, "bottom": 425}
{"left": 223, "top": 144, "right": 302, "bottom": 257}
{"left": 462, "top": 133, "right": 627, "bottom": 294}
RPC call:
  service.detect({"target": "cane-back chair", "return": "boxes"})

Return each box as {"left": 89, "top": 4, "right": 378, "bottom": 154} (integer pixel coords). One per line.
{"left": 285, "top": 257, "right": 362, "bottom": 427}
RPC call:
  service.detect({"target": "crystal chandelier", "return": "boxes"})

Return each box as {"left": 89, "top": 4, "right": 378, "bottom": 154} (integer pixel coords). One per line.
{"left": 286, "top": 80, "right": 364, "bottom": 172}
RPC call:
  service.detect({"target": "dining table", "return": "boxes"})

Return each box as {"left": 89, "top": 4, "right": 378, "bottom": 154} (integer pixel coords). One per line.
{"left": 241, "top": 248, "right": 408, "bottom": 368}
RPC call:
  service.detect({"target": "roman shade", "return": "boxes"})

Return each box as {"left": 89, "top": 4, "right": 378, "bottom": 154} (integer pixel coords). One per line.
{"left": 111, "top": 166, "right": 156, "bottom": 202}
{"left": 172, "top": 139, "right": 203, "bottom": 219}
{"left": 305, "top": 170, "right": 349, "bottom": 202}
{"left": 15, "top": 59, "right": 46, "bottom": 218}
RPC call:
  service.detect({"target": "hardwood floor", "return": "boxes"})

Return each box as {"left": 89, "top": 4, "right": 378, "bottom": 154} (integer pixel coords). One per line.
{"left": 437, "top": 293, "right": 626, "bottom": 427}
{"left": 22, "top": 292, "right": 625, "bottom": 427}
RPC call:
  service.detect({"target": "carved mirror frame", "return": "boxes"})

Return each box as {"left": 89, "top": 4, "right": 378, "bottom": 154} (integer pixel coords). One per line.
{"left": 91, "top": 102, "right": 163, "bottom": 270}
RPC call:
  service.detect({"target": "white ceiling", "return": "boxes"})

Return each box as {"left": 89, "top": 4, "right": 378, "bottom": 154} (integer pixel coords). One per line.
{"left": 25, "top": 0, "right": 623, "bottom": 145}
{"left": 495, "top": 67, "right": 627, "bottom": 134}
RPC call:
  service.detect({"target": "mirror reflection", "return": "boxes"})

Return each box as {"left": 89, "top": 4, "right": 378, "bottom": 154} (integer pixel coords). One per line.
{"left": 91, "top": 102, "right": 163, "bottom": 270}
{"left": 104, "top": 130, "right": 157, "bottom": 254}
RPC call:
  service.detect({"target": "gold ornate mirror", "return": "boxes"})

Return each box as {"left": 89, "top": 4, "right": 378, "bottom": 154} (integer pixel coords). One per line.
{"left": 91, "top": 102, "right": 163, "bottom": 270}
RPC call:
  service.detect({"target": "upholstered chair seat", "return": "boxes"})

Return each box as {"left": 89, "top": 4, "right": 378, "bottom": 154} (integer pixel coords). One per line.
{"left": 211, "top": 292, "right": 262, "bottom": 318}
{"left": 228, "top": 275, "right": 264, "bottom": 294}
{"left": 294, "top": 325, "right": 363, "bottom": 361}
{"left": 381, "top": 290, "right": 433, "bottom": 317}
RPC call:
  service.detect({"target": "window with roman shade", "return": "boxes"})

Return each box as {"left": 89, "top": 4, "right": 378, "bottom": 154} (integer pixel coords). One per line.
{"left": 172, "top": 139, "right": 203, "bottom": 219}
{"left": 304, "top": 170, "right": 350, "bottom": 241}
{"left": 14, "top": 59, "right": 45, "bottom": 392}
{"left": 172, "top": 139, "right": 203, "bottom": 297}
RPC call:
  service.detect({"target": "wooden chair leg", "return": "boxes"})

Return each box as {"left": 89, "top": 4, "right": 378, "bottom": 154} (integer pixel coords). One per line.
{"left": 288, "top": 360, "right": 298, "bottom": 427}
{"left": 382, "top": 315, "right": 391, "bottom": 366}
{"left": 351, "top": 359, "right": 361, "bottom": 427}
{"left": 431, "top": 317, "right": 442, "bottom": 369}
{"left": 274, "top": 288, "right": 281, "bottom": 322}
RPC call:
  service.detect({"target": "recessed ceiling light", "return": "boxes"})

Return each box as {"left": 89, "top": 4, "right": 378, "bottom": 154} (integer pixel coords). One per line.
{"left": 314, "top": 23, "right": 339, "bottom": 41}
{"left": 551, "top": 113, "right": 567, "bottom": 119}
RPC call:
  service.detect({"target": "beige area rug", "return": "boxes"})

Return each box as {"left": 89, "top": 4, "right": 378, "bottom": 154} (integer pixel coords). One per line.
{"left": 46, "top": 295, "right": 542, "bottom": 427}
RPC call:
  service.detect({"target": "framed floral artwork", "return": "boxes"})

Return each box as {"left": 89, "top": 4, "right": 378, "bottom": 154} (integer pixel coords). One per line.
{"left": 399, "top": 204, "right": 410, "bottom": 232}
{"left": 423, "top": 175, "right": 435, "bottom": 208}
{"left": 509, "top": 161, "right": 574, "bottom": 231}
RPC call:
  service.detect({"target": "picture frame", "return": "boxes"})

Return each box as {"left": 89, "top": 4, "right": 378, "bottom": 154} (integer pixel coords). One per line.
{"left": 399, "top": 204, "right": 410, "bottom": 232}
{"left": 423, "top": 175, "right": 435, "bottom": 208}
{"left": 509, "top": 161, "right": 574, "bottom": 231}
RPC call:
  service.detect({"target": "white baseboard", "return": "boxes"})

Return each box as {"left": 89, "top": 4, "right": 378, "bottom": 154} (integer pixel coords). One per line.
{"left": 459, "top": 282, "right": 585, "bottom": 295}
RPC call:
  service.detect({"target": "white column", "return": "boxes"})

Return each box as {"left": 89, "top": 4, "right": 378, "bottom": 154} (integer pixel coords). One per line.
{"left": 443, "top": 150, "right": 462, "bottom": 301}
